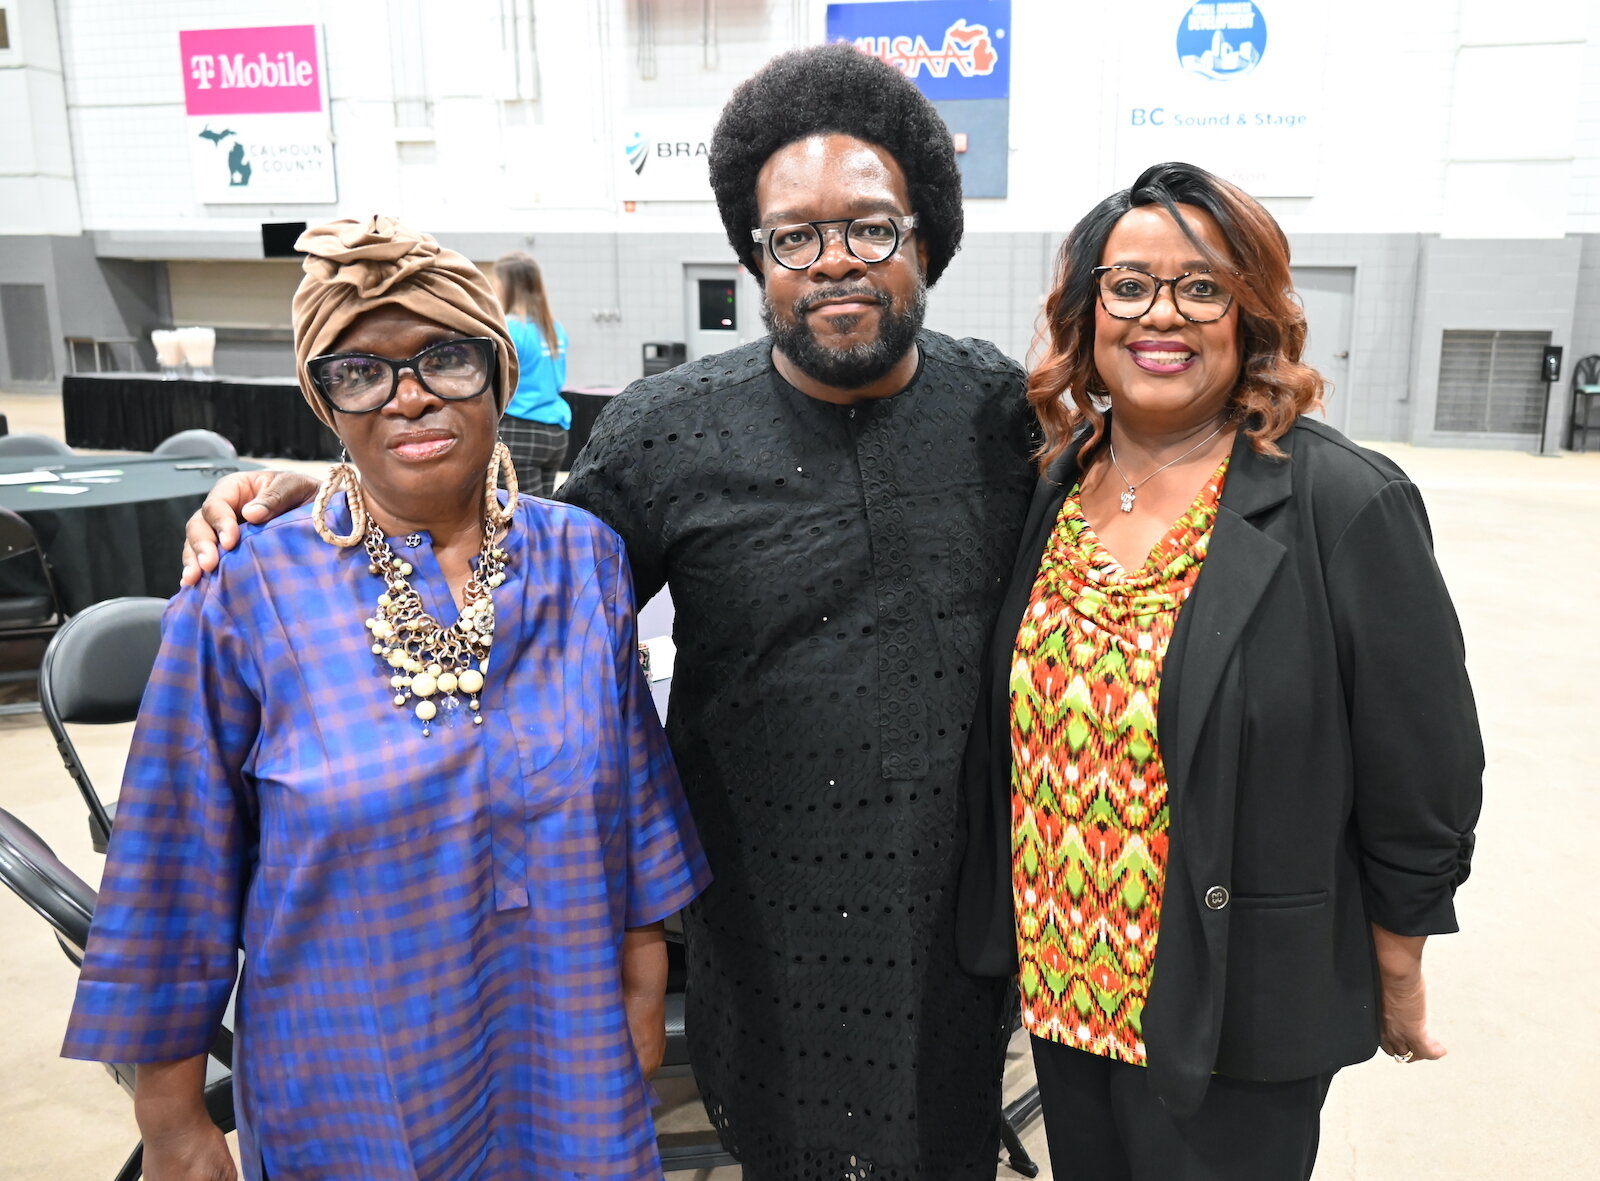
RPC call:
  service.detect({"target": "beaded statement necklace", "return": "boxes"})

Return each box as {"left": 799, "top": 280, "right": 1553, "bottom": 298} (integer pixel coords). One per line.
{"left": 362, "top": 513, "right": 507, "bottom": 737}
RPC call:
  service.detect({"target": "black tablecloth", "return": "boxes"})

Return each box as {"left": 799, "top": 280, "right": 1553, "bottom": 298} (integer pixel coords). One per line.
{"left": 63, "top": 373, "right": 340, "bottom": 460}
{"left": 0, "top": 454, "right": 262, "bottom": 615}
{"left": 64, "top": 375, "right": 620, "bottom": 466}
{"left": 559, "top": 387, "right": 623, "bottom": 468}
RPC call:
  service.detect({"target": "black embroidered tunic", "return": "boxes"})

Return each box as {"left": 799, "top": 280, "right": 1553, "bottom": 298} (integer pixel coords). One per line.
{"left": 559, "top": 331, "right": 1035, "bottom": 1179}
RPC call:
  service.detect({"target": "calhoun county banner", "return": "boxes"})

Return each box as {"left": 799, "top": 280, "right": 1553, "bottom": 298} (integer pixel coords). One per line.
{"left": 825, "top": 0, "right": 1012, "bottom": 198}
{"left": 179, "top": 24, "right": 337, "bottom": 205}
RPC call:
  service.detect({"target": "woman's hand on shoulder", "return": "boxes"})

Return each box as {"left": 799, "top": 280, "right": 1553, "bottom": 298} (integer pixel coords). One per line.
{"left": 180, "top": 469, "right": 320, "bottom": 586}
{"left": 1372, "top": 923, "right": 1448, "bottom": 1063}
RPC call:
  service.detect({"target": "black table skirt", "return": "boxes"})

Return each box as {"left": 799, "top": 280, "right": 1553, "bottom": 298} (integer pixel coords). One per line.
{"left": 63, "top": 373, "right": 340, "bottom": 461}
{"left": 560, "top": 387, "right": 622, "bottom": 468}
{"left": 0, "top": 455, "right": 262, "bottom": 615}
{"left": 65, "top": 375, "right": 619, "bottom": 468}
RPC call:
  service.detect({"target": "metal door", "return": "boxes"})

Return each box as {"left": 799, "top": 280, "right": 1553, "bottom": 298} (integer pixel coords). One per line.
{"left": 1292, "top": 267, "right": 1355, "bottom": 432}
{"left": 683, "top": 264, "right": 742, "bottom": 362}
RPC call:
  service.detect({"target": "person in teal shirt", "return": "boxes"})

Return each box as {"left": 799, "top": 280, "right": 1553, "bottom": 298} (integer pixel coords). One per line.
{"left": 494, "top": 251, "right": 570, "bottom": 497}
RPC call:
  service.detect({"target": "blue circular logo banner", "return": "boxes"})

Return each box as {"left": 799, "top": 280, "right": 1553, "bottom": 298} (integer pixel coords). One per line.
{"left": 1177, "top": 2, "right": 1267, "bottom": 81}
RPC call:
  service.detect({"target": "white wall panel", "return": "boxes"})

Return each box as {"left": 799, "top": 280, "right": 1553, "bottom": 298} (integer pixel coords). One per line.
{"left": 1458, "top": 0, "right": 1586, "bottom": 44}
{"left": 0, "top": 174, "right": 80, "bottom": 233}
{"left": 1566, "top": 2, "right": 1600, "bottom": 230}
{"left": 11, "top": 0, "right": 1595, "bottom": 241}
{"left": 1442, "top": 160, "right": 1572, "bottom": 238}
{"left": 1448, "top": 44, "right": 1581, "bottom": 161}
{"left": 0, "top": 71, "right": 37, "bottom": 169}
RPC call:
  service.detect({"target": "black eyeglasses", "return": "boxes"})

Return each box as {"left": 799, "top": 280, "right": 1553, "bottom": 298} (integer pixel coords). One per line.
{"left": 1091, "top": 266, "right": 1235, "bottom": 323}
{"left": 750, "top": 214, "right": 917, "bottom": 271}
{"left": 306, "top": 336, "right": 496, "bottom": 414}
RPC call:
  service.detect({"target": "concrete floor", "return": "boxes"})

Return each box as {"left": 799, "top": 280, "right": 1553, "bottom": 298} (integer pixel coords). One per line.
{"left": 2, "top": 387, "right": 1596, "bottom": 1178}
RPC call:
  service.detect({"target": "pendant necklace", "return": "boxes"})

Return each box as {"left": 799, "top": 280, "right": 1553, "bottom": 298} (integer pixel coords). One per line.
{"left": 1107, "top": 420, "right": 1230, "bottom": 513}
{"left": 362, "top": 514, "right": 508, "bottom": 737}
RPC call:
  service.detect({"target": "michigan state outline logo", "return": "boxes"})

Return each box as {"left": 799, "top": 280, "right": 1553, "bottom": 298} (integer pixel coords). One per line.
{"left": 848, "top": 18, "right": 1000, "bottom": 82}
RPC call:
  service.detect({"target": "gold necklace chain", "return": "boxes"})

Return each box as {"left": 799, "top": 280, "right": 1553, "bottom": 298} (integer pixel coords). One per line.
{"left": 362, "top": 513, "right": 507, "bottom": 737}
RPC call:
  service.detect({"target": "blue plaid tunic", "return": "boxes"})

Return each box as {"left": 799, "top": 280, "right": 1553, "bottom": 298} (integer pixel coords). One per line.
{"left": 63, "top": 495, "right": 709, "bottom": 1180}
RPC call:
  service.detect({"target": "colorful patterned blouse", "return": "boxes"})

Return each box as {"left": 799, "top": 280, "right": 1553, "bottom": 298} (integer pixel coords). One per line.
{"left": 1010, "top": 460, "right": 1228, "bottom": 1065}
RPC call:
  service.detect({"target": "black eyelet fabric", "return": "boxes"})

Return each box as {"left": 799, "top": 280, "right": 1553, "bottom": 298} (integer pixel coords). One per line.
{"left": 560, "top": 332, "right": 1036, "bottom": 1176}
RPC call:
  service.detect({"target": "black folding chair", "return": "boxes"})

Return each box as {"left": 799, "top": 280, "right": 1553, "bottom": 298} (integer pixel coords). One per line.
{"left": 0, "top": 507, "right": 63, "bottom": 641}
{"left": 152, "top": 429, "right": 238, "bottom": 460}
{"left": 0, "top": 805, "right": 234, "bottom": 1181}
{"left": 0, "top": 506, "right": 67, "bottom": 713}
{"left": 38, "top": 597, "right": 167, "bottom": 853}
{"left": 0, "top": 432, "right": 72, "bottom": 458}
{"left": 1569, "top": 354, "right": 1600, "bottom": 452}
{"left": 1000, "top": 1009, "right": 1044, "bottom": 1177}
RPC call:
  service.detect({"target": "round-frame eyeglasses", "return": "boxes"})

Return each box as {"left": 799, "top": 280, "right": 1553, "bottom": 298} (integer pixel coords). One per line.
{"left": 750, "top": 214, "right": 918, "bottom": 271}
{"left": 1091, "top": 265, "right": 1235, "bottom": 324}
{"left": 306, "top": 336, "right": 497, "bottom": 414}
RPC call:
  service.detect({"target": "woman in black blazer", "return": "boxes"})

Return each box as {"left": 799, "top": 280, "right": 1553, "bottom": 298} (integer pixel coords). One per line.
{"left": 955, "top": 162, "right": 1482, "bottom": 1179}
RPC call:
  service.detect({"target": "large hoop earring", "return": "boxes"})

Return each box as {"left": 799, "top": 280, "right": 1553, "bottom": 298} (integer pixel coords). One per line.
{"left": 313, "top": 453, "right": 367, "bottom": 547}
{"left": 484, "top": 440, "right": 517, "bottom": 531}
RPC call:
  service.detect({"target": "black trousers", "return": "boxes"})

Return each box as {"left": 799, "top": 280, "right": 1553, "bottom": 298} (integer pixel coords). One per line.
{"left": 1030, "top": 1035, "right": 1334, "bottom": 1181}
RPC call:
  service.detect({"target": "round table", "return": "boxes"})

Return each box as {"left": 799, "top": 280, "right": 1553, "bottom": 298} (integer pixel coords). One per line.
{"left": 0, "top": 454, "right": 263, "bottom": 615}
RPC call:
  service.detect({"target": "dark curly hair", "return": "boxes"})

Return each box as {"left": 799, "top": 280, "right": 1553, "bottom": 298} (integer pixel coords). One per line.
{"left": 709, "top": 43, "right": 964, "bottom": 287}
{"left": 1029, "top": 161, "right": 1325, "bottom": 473}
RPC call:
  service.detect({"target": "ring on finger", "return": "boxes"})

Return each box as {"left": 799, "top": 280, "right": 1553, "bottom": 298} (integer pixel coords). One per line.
{"left": 1390, "top": 1050, "right": 1414, "bottom": 1064}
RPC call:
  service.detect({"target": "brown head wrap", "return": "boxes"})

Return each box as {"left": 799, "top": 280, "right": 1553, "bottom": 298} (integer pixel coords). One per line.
{"left": 291, "top": 216, "right": 517, "bottom": 431}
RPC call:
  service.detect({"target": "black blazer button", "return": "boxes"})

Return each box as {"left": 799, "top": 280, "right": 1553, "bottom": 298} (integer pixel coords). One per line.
{"left": 1204, "top": 885, "right": 1230, "bottom": 910}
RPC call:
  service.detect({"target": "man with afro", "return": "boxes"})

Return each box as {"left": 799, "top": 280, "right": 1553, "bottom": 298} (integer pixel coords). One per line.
{"left": 564, "top": 45, "right": 1036, "bottom": 1177}
{"left": 181, "top": 42, "right": 1037, "bottom": 1180}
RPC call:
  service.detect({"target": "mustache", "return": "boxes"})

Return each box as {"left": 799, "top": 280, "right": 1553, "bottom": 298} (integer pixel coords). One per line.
{"left": 794, "top": 285, "right": 892, "bottom": 314}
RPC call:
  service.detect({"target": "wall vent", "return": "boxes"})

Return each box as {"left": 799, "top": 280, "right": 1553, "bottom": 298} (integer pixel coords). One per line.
{"left": 1434, "top": 329, "right": 1550, "bottom": 434}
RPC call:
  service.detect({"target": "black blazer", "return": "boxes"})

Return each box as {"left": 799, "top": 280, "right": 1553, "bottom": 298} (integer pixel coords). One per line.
{"left": 955, "top": 417, "right": 1483, "bottom": 1115}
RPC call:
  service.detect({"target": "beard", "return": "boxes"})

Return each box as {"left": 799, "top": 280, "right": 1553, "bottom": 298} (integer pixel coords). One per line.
{"left": 761, "top": 280, "right": 927, "bottom": 390}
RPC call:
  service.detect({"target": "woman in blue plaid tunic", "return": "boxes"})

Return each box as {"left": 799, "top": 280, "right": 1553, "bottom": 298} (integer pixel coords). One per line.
{"left": 63, "top": 217, "right": 708, "bottom": 1180}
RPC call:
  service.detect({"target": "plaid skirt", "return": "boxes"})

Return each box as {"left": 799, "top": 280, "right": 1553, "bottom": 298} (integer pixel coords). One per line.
{"left": 499, "top": 415, "right": 569, "bottom": 498}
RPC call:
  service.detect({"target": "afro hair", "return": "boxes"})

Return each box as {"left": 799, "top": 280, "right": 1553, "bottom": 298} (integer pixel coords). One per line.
{"left": 709, "top": 43, "right": 964, "bottom": 287}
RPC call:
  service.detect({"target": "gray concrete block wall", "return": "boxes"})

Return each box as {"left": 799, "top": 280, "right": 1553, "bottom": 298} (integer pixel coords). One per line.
{"left": 0, "top": 233, "right": 167, "bottom": 386}
{"left": 1566, "top": 233, "right": 1600, "bottom": 440}
{"left": 1290, "top": 233, "right": 1424, "bottom": 442}
{"left": 1410, "top": 236, "right": 1581, "bottom": 447}
{"left": 536, "top": 232, "right": 731, "bottom": 389}
{"left": 1571, "top": 234, "right": 1600, "bottom": 360}
{"left": 0, "top": 237, "right": 54, "bottom": 387}
{"left": 929, "top": 230, "right": 1432, "bottom": 444}
{"left": 925, "top": 232, "right": 1063, "bottom": 370}
{"left": 15, "top": 227, "right": 1594, "bottom": 453}
{"left": 437, "top": 230, "right": 732, "bottom": 389}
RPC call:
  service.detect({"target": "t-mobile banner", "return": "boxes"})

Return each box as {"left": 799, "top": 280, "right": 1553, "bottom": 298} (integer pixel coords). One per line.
{"left": 180, "top": 25, "right": 337, "bottom": 205}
